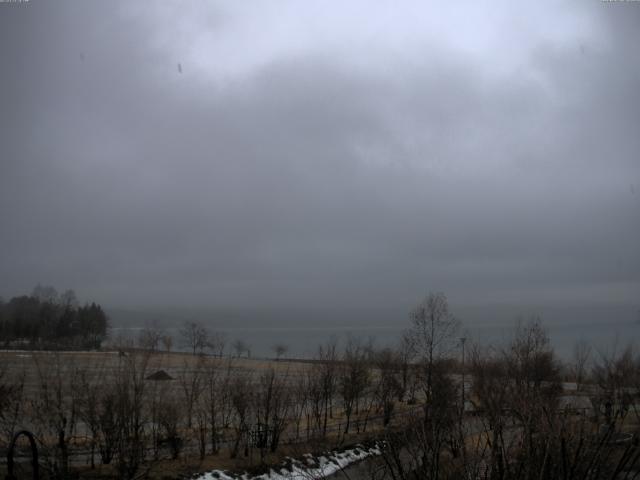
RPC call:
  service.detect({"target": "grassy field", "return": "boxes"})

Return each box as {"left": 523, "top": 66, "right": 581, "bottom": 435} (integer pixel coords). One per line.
{"left": 0, "top": 349, "right": 414, "bottom": 479}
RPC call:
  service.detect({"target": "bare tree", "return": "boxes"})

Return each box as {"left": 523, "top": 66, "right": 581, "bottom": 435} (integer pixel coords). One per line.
{"left": 290, "top": 374, "right": 309, "bottom": 440}
{"left": 506, "top": 320, "right": 561, "bottom": 471}
{"left": 137, "top": 324, "right": 162, "bottom": 352}
{"left": 208, "top": 331, "right": 226, "bottom": 357}
{"left": 201, "top": 357, "right": 230, "bottom": 454}
{"left": 31, "top": 353, "right": 79, "bottom": 478}
{"left": 232, "top": 339, "right": 250, "bottom": 358}
{"left": 76, "top": 363, "right": 108, "bottom": 469}
{"left": 469, "top": 343, "right": 512, "bottom": 477}
{"left": 113, "top": 352, "right": 151, "bottom": 479}
{"left": 314, "top": 338, "right": 338, "bottom": 436}
{"left": 147, "top": 374, "right": 163, "bottom": 461}
{"left": 397, "top": 332, "right": 416, "bottom": 402}
{"left": 407, "top": 297, "right": 464, "bottom": 469}
{"left": 379, "top": 362, "right": 459, "bottom": 480}
{"left": 571, "top": 339, "right": 592, "bottom": 391}
{"left": 382, "top": 295, "right": 519, "bottom": 480}
{"left": 467, "top": 329, "right": 640, "bottom": 480}
{"left": 229, "top": 371, "right": 252, "bottom": 458}
{"left": 373, "top": 348, "right": 402, "bottom": 427}
{"left": 272, "top": 343, "right": 289, "bottom": 360}
{"left": 181, "top": 320, "right": 209, "bottom": 355}
{"left": 253, "top": 367, "right": 290, "bottom": 458}
{"left": 592, "top": 344, "right": 636, "bottom": 429}
{"left": 306, "top": 364, "right": 324, "bottom": 437}
{"left": 195, "top": 396, "right": 208, "bottom": 460}
{"left": 505, "top": 319, "right": 560, "bottom": 406}
{"left": 0, "top": 364, "right": 26, "bottom": 452}
{"left": 96, "top": 387, "right": 119, "bottom": 465}
{"left": 157, "top": 395, "right": 182, "bottom": 459}
{"left": 339, "top": 337, "right": 370, "bottom": 434}
{"left": 381, "top": 320, "right": 562, "bottom": 480}
{"left": 177, "top": 357, "right": 204, "bottom": 428}
{"left": 410, "top": 292, "right": 460, "bottom": 400}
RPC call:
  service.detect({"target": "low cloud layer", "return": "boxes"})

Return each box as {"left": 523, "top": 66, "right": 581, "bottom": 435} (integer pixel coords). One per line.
{"left": 1, "top": 1, "right": 638, "bottom": 310}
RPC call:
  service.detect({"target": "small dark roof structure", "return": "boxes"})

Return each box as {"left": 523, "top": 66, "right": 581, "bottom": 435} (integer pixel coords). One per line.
{"left": 146, "top": 370, "right": 173, "bottom": 381}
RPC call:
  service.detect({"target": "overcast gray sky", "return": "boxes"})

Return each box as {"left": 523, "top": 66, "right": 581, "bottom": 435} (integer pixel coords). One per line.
{"left": 0, "top": 0, "right": 638, "bottom": 311}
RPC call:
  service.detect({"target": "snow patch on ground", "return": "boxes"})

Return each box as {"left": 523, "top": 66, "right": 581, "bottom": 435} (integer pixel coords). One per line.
{"left": 194, "top": 444, "right": 382, "bottom": 480}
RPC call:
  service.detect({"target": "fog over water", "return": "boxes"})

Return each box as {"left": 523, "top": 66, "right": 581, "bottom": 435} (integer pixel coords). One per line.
{"left": 108, "top": 304, "right": 639, "bottom": 359}
{"left": 1, "top": 1, "right": 639, "bottom": 346}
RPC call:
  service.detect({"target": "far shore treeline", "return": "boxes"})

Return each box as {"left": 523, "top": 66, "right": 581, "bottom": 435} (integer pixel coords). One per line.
{"left": 0, "top": 284, "right": 108, "bottom": 349}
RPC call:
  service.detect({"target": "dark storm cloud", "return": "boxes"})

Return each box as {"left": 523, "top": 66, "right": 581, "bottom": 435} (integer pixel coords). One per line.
{"left": 0, "top": 1, "right": 638, "bottom": 309}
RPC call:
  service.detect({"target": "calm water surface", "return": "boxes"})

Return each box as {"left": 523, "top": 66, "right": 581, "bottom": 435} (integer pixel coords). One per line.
{"left": 110, "top": 316, "right": 639, "bottom": 360}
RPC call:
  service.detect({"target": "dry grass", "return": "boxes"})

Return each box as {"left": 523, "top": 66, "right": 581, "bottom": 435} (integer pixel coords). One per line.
{"left": 0, "top": 349, "right": 398, "bottom": 479}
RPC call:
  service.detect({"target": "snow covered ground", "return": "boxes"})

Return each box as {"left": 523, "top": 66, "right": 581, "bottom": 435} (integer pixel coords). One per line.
{"left": 194, "top": 444, "right": 382, "bottom": 480}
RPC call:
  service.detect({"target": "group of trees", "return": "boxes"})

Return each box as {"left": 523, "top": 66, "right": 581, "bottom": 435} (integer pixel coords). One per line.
{"left": 0, "top": 345, "right": 407, "bottom": 479}
{"left": 1, "top": 291, "right": 638, "bottom": 479}
{"left": 376, "top": 293, "right": 640, "bottom": 480}
{"left": 0, "top": 319, "right": 429, "bottom": 479}
{"left": 133, "top": 320, "right": 233, "bottom": 358}
{"left": 0, "top": 285, "right": 108, "bottom": 349}
{"left": 1, "top": 353, "right": 157, "bottom": 479}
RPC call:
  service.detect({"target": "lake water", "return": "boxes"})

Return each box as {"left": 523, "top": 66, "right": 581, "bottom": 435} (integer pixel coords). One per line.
{"left": 108, "top": 304, "right": 639, "bottom": 360}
